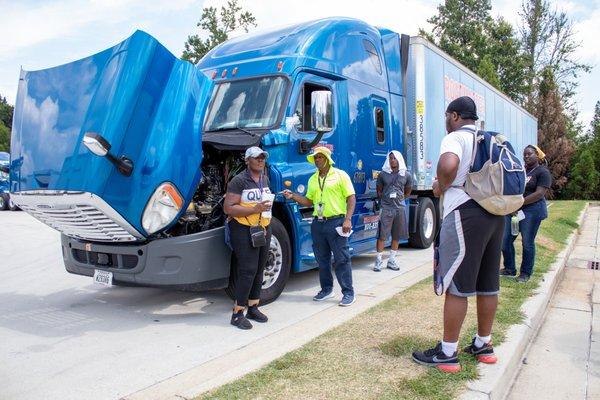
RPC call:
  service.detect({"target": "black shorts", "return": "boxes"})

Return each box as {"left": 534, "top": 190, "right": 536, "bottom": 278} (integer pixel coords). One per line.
{"left": 437, "top": 200, "right": 504, "bottom": 297}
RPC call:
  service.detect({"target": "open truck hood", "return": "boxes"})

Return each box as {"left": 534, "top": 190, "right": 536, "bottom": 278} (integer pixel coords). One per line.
{"left": 10, "top": 31, "right": 213, "bottom": 238}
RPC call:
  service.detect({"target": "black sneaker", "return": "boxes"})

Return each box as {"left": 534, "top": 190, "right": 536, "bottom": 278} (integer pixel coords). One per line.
{"left": 412, "top": 342, "right": 461, "bottom": 373}
{"left": 230, "top": 311, "right": 252, "bottom": 330}
{"left": 499, "top": 268, "right": 516, "bottom": 277}
{"left": 463, "top": 337, "right": 497, "bottom": 364}
{"left": 516, "top": 274, "right": 530, "bottom": 283}
{"left": 246, "top": 305, "right": 268, "bottom": 323}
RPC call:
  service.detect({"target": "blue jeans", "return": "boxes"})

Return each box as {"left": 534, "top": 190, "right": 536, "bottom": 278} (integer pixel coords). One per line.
{"left": 502, "top": 200, "right": 548, "bottom": 276}
{"left": 311, "top": 217, "right": 354, "bottom": 297}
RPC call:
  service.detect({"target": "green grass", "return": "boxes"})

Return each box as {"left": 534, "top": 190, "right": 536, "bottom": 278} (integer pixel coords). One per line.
{"left": 197, "top": 201, "right": 586, "bottom": 400}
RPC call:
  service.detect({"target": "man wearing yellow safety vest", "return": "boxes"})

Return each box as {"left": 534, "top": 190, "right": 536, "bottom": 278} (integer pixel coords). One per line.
{"left": 282, "top": 146, "right": 357, "bottom": 306}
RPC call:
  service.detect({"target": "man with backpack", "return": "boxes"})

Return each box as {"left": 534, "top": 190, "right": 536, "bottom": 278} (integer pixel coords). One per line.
{"left": 412, "top": 96, "right": 506, "bottom": 373}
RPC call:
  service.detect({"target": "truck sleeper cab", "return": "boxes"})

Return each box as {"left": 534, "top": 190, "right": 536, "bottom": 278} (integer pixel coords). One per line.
{"left": 9, "top": 18, "right": 537, "bottom": 304}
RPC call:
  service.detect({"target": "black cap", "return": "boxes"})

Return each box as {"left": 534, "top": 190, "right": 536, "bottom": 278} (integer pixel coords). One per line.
{"left": 446, "top": 96, "right": 479, "bottom": 121}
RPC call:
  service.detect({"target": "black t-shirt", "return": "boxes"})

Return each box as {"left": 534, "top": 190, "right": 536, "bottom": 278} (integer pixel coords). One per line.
{"left": 524, "top": 164, "right": 552, "bottom": 198}
{"left": 227, "top": 170, "right": 272, "bottom": 227}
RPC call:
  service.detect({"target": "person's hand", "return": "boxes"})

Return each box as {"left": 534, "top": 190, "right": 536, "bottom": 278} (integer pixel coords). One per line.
{"left": 432, "top": 180, "right": 441, "bottom": 198}
{"left": 281, "top": 189, "right": 294, "bottom": 200}
{"left": 342, "top": 218, "right": 352, "bottom": 233}
{"left": 253, "top": 201, "right": 272, "bottom": 213}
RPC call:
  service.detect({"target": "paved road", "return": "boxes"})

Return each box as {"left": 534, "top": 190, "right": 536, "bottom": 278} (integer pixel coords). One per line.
{"left": 0, "top": 212, "right": 432, "bottom": 400}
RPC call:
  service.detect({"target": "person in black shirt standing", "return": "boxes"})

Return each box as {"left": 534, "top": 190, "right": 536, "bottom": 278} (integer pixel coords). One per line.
{"left": 500, "top": 145, "right": 552, "bottom": 282}
{"left": 223, "top": 147, "right": 274, "bottom": 329}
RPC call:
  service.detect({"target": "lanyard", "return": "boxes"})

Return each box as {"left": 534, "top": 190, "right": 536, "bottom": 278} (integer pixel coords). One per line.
{"left": 318, "top": 172, "right": 328, "bottom": 203}
{"left": 245, "top": 170, "right": 264, "bottom": 226}
{"left": 247, "top": 170, "right": 264, "bottom": 200}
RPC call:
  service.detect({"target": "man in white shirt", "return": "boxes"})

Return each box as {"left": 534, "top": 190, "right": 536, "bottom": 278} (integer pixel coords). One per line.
{"left": 412, "top": 96, "right": 505, "bottom": 373}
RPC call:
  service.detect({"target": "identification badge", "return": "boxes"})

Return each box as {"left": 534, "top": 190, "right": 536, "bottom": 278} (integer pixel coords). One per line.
{"left": 389, "top": 192, "right": 397, "bottom": 199}
{"left": 317, "top": 202, "right": 324, "bottom": 219}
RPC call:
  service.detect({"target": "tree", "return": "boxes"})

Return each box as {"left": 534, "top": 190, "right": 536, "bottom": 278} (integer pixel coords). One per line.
{"left": 535, "top": 67, "right": 575, "bottom": 197}
{"left": 519, "top": 0, "right": 591, "bottom": 112}
{"left": 575, "top": 101, "right": 600, "bottom": 199}
{"left": 424, "top": 0, "right": 492, "bottom": 72}
{"left": 564, "top": 101, "right": 600, "bottom": 200}
{"left": 476, "top": 55, "right": 501, "bottom": 89}
{"left": 485, "top": 18, "right": 529, "bottom": 103}
{"left": 182, "top": 0, "right": 256, "bottom": 64}
{"left": 565, "top": 148, "right": 600, "bottom": 200}
{"left": 0, "top": 96, "right": 13, "bottom": 128}
{"left": 0, "top": 96, "right": 13, "bottom": 152}
{"left": 421, "top": 0, "right": 529, "bottom": 103}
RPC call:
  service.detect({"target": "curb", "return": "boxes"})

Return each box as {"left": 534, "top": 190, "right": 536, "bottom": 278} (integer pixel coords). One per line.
{"left": 124, "top": 259, "right": 433, "bottom": 400}
{"left": 459, "top": 202, "right": 589, "bottom": 400}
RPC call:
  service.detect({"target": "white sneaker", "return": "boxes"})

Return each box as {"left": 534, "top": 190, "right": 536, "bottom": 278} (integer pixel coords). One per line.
{"left": 386, "top": 257, "right": 400, "bottom": 271}
{"left": 373, "top": 258, "right": 383, "bottom": 272}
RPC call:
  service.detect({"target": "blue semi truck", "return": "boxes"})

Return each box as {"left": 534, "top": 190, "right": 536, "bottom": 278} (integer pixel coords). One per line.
{"left": 9, "top": 18, "right": 536, "bottom": 303}
{"left": 0, "top": 151, "right": 20, "bottom": 211}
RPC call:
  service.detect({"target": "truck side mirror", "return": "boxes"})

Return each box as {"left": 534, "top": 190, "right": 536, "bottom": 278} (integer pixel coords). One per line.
{"left": 82, "top": 132, "right": 134, "bottom": 177}
{"left": 311, "top": 90, "right": 333, "bottom": 132}
{"left": 299, "top": 90, "right": 333, "bottom": 154}
{"left": 83, "top": 132, "right": 111, "bottom": 156}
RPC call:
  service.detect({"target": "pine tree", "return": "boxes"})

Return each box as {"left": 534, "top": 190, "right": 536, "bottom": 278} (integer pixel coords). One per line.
{"left": 565, "top": 148, "right": 599, "bottom": 199}
{"left": 535, "top": 67, "right": 574, "bottom": 197}
{"left": 0, "top": 95, "right": 12, "bottom": 152}
{"left": 0, "top": 122, "right": 9, "bottom": 153}
{"left": 476, "top": 55, "right": 501, "bottom": 89}
{"left": 0, "top": 96, "right": 13, "bottom": 128}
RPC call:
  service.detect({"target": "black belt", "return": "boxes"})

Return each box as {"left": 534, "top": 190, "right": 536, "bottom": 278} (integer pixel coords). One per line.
{"left": 314, "top": 214, "right": 345, "bottom": 221}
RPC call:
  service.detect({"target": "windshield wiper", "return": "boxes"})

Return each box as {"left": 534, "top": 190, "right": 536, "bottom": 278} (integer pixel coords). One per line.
{"left": 209, "top": 125, "right": 257, "bottom": 137}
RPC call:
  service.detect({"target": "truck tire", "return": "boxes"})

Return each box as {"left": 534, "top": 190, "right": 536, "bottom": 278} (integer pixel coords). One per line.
{"left": 225, "top": 217, "right": 292, "bottom": 305}
{"left": 8, "top": 195, "right": 20, "bottom": 211}
{"left": 409, "top": 197, "right": 436, "bottom": 249}
{"left": 0, "top": 194, "right": 8, "bottom": 211}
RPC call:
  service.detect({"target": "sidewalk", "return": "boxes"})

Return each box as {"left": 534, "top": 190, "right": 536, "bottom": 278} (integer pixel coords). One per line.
{"left": 460, "top": 202, "right": 595, "bottom": 400}
{"left": 507, "top": 203, "right": 600, "bottom": 399}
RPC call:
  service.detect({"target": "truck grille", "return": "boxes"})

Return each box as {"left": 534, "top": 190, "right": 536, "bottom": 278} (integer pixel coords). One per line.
{"left": 11, "top": 191, "right": 144, "bottom": 242}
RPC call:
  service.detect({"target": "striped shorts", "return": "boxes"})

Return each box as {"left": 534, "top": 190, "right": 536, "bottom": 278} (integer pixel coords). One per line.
{"left": 436, "top": 200, "right": 504, "bottom": 297}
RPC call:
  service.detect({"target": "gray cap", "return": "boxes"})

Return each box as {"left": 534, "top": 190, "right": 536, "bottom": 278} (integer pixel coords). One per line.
{"left": 245, "top": 146, "right": 269, "bottom": 159}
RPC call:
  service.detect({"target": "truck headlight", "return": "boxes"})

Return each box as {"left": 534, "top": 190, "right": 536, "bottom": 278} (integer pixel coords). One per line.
{"left": 142, "top": 182, "right": 184, "bottom": 234}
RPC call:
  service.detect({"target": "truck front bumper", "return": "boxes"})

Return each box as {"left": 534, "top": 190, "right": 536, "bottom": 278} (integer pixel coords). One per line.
{"left": 61, "top": 227, "right": 232, "bottom": 291}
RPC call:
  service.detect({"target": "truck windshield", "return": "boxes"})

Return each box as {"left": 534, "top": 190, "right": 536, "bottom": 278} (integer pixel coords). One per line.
{"left": 204, "top": 76, "right": 287, "bottom": 131}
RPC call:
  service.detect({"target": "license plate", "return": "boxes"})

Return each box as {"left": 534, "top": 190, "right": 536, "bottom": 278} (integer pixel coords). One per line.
{"left": 93, "top": 269, "right": 113, "bottom": 286}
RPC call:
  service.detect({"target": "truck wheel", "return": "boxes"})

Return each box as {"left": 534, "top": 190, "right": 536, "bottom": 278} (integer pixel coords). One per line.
{"left": 8, "top": 195, "right": 20, "bottom": 211}
{"left": 409, "top": 197, "right": 436, "bottom": 248}
{"left": 225, "top": 217, "right": 291, "bottom": 305}
{"left": 0, "top": 194, "right": 8, "bottom": 211}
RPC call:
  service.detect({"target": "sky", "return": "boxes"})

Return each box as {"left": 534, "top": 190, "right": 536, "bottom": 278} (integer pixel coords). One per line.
{"left": 1, "top": 0, "right": 598, "bottom": 127}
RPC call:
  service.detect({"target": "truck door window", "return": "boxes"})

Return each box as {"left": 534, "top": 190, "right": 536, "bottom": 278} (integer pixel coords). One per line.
{"left": 294, "top": 83, "right": 331, "bottom": 132}
{"left": 375, "top": 107, "right": 385, "bottom": 144}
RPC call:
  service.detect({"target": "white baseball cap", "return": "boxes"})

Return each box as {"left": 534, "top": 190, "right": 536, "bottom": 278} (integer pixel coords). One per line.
{"left": 245, "top": 146, "right": 269, "bottom": 159}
